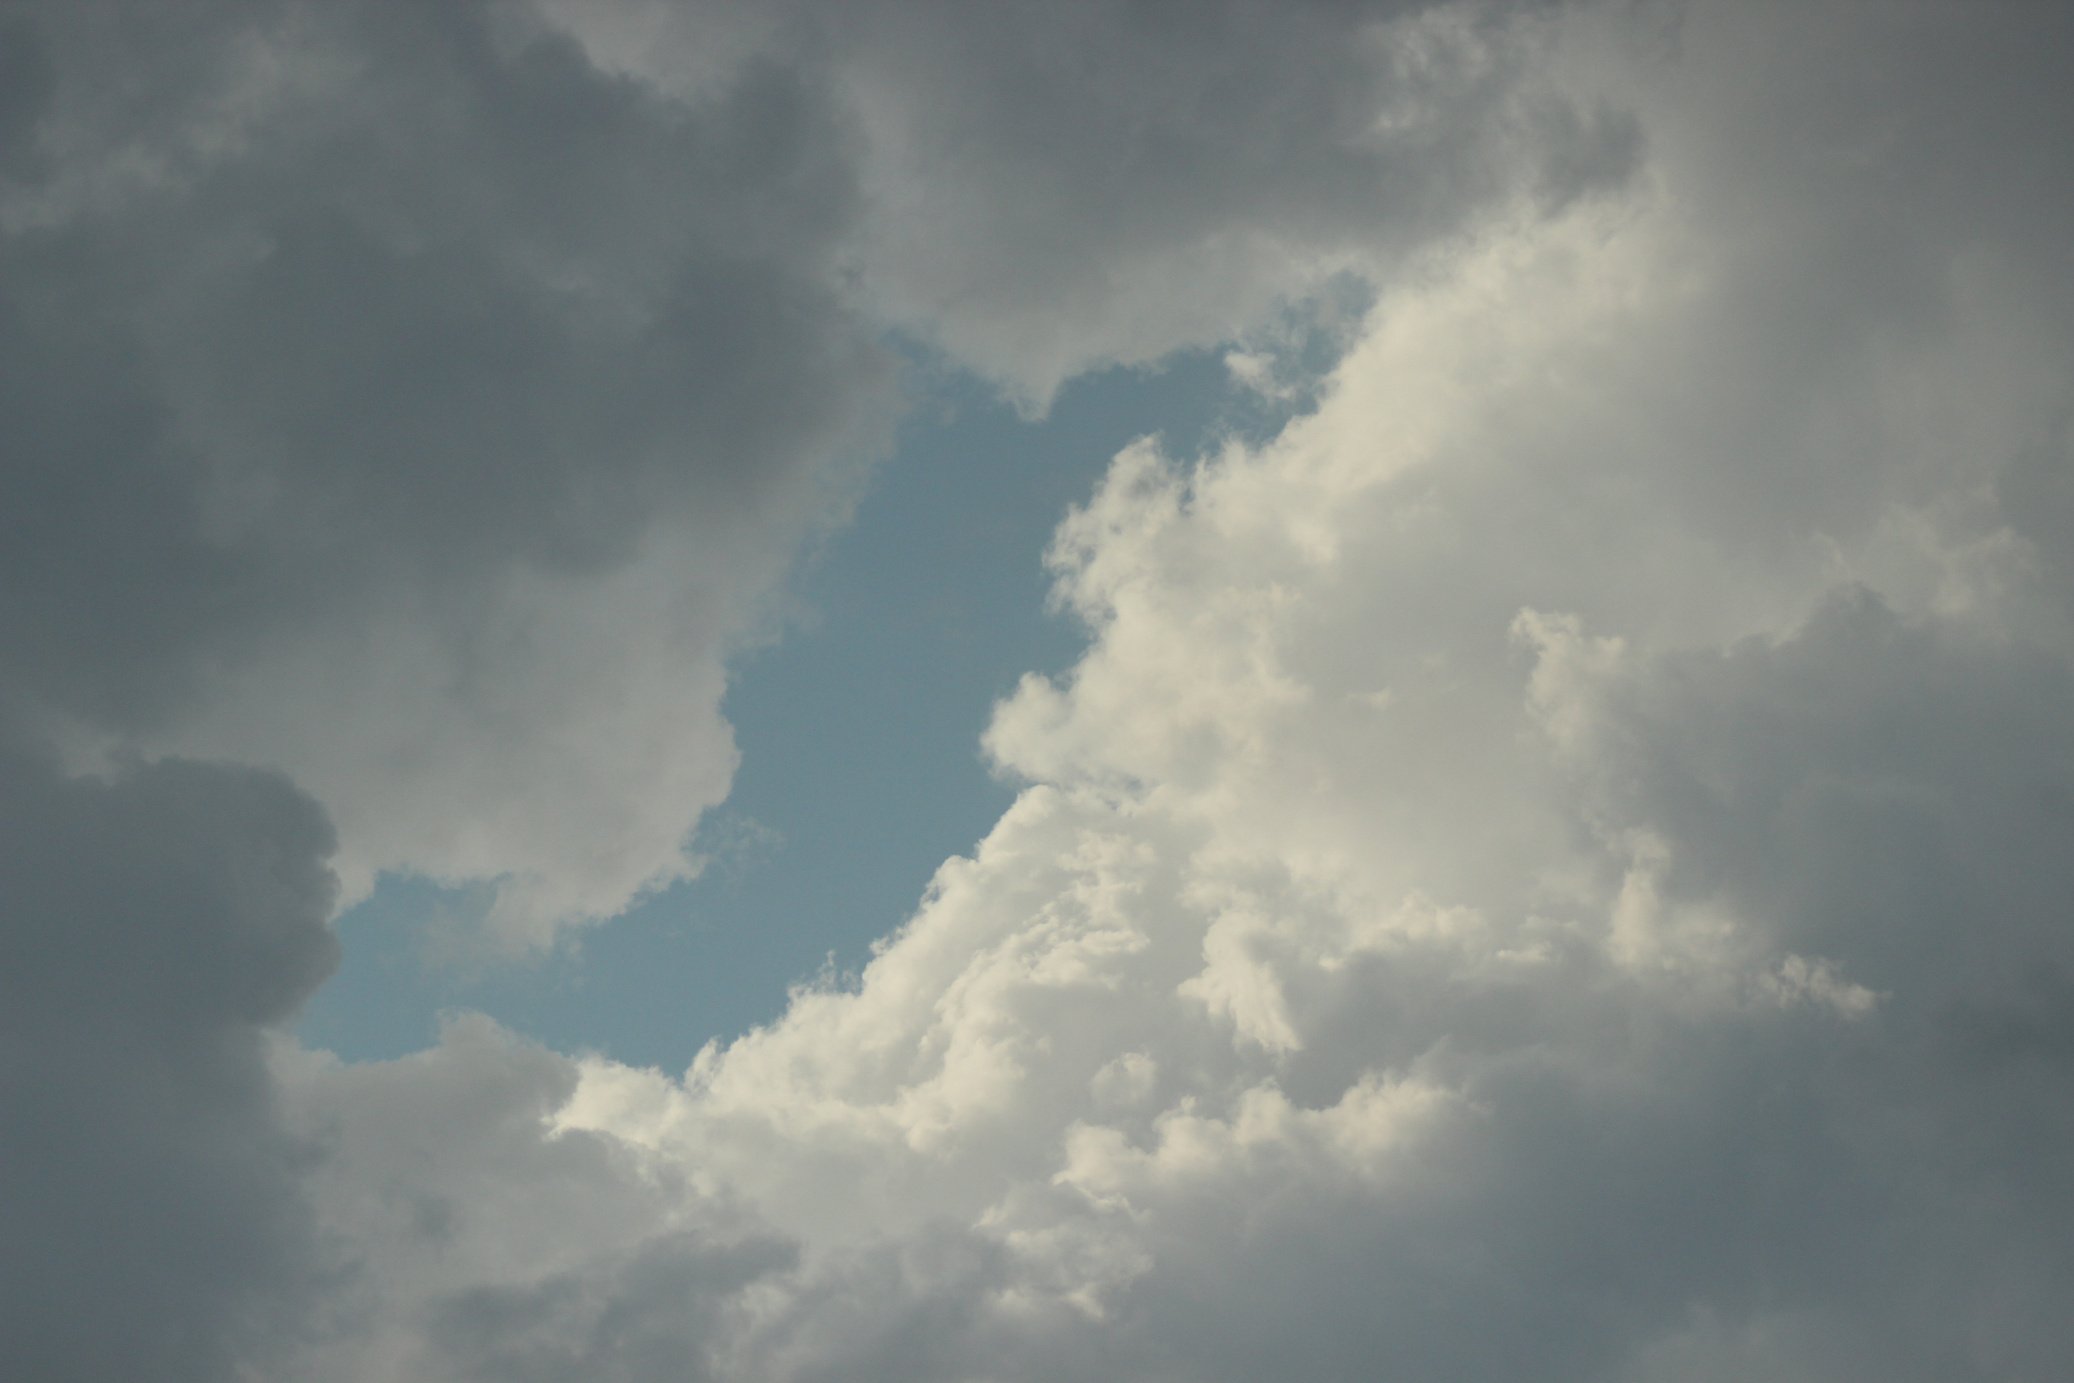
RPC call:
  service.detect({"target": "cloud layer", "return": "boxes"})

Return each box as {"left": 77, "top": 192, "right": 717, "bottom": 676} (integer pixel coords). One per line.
{"left": 5, "top": 0, "right": 2073, "bottom": 1379}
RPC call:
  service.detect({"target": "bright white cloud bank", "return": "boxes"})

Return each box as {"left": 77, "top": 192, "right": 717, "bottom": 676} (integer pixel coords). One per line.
{"left": 7, "top": 0, "right": 2074, "bottom": 1379}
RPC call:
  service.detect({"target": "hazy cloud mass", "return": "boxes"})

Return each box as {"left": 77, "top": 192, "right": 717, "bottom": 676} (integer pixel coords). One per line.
{"left": 2, "top": 0, "right": 2071, "bottom": 1379}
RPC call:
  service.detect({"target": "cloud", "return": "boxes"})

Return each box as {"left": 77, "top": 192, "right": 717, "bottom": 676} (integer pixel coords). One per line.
{"left": 2, "top": 1, "right": 1639, "bottom": 1374}
{"left": 545, "top": 0, "right": 1645, "bottom": 405}
{"left": 7, "top": 0, "right": 2074, "bottom": 1380}
{"left": 1, "top": 0, "right": 896, "bottom": 938}
{"left": 1, "top": 0, "right": 1626, "bottom": 944}
{"left": 0, "top": 748, "right": 338, "bottom": 1382}
{"left": 265, "top": 4, "right": 2074, "bottom": 1377}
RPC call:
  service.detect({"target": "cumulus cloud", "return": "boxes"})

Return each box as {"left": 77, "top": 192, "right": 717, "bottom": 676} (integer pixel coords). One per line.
{"left": 1, "top": 0, "right": 1634, "bottom": 942}
{"left": 1, "top": 0, "right": 896, "bottom": 937}
{"left": 227, "top": 4, "right": 2074, "bottom": 1379}
{"left": 7, "top": 0, "right": 2074, "bottom": 1380}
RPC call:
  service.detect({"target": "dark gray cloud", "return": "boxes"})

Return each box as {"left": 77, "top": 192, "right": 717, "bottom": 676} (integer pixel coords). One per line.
{"left": 1588, "top": 593, "right": 2074, "bottom": 1003}
{"left": 421, "top": 1237, "right": 795, "bottom": 1383}
{"left": 0, "top": 3, "right": 899, "bottom": 1371}
{"left": 859, "top": 0, "right": 1639, "bottom": 398}
{"left": 0, "top": 748, "right": 337, "bottom": 1382}
{"left": 0, "top": 0, "right": 888, "bottom": 721}
{"left": 0, "top": 0, "right": 901, "bottom": 928}
{"left": 553, "top": 0, "right": 1643, "bottom": 402}
{"left": 1525, "top": 591, "right": 2074, "bottom": 1380}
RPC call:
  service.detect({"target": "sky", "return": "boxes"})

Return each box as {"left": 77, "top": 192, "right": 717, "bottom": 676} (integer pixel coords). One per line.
{"left": 299, "top": 346, "right": 1308, "bottom": 1064}
{"left": 3, "top": 2, "right": 2073, "bottom": 1381}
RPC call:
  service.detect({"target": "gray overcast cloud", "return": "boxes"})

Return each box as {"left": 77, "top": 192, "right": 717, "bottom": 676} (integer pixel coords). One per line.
{"left": 3, "top": 0, "right": 2073, "bottom": 1379}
